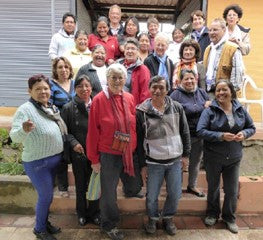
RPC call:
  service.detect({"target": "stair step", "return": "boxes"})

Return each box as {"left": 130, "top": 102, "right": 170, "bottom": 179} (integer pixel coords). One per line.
{"left": 50, "top": 186, "right": 224, "bottom": 215}
{"left": 67, "top": 167, "right": 217, "bottom": 189}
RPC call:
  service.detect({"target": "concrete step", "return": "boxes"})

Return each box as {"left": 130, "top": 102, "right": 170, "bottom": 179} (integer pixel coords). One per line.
{"left": 67, "top": 166, "right": 211, "bottom": 189}
{"left": 50, "top": 185, "right": 223, "bottom": 215}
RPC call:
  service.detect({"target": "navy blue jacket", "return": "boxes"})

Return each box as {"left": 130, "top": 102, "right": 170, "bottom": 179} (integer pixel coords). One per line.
{"left": 170, "top": 87, "right": 209, "bottom": 137}
{"left": 191, "top": 27, "right": 210, "bottom": 61}
{"left": 196, "top": 99, "right": 255, "bottom": 164}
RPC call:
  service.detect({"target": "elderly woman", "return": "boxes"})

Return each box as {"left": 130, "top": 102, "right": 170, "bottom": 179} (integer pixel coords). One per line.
{"left": 144, "top": 32, "right": 174, "bottom": 94}
{"left": 197, "top": 80, "right": 255, "bottom": 233}
{"left": 87, "top": 63, "right": 137, "bottom": 240}
{"left": 10, "top": 74, "right": 65, "bottom": 240}
{"left": 138, "top": 32, "right": 151, "bottom": 62}
{"left": 173, "top": 39, "right": 206, "bottom": 90}
{"left": 223, "top": 4, "right": 251, "bottom": 55}
{"left": 118, "top": 37, "right": 150, "bottom": 106}
{"left": 88, "top": 16, "right": 120, "bottom": 65}
{"left": 118, "top": 17, "right": 140, "bottom": 54}
{"left": 50, "top": 57, "right": 75, "bottom": 197}
{"left": 61, "top": 75, "right": 100, "bottom": 226}
{"left": 64, "top": 30, "right": 92, "bottom": 78}
{"left": 75, "top": 44, "right": 107, "bottom": 97}
{"left": 167, "top": 27, "right": 185, "bottom": 64}
{"left": 170, "top": 69, "right": 210, "bottom": 197}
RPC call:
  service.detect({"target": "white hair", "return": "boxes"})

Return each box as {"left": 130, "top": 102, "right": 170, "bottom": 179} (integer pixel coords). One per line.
{"left": 106, "top": 63, "right": 127, "bottom": 79}
{"left": 154, "top": 32, "right": 170, "bottom": 45}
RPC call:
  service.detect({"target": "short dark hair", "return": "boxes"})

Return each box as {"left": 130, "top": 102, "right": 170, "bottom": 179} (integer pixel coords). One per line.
{"left": 215, "top": 80, "right": 237, "bottom": 99}
{"left": 190, "top": 10, "right": 206, "bottom": 22}
{"left": 74, "top": 30, "right": 88, "bottom": 39}
{"left": 52, "top": 57, "right": 74, "bottom": 80}
{"left": 172, "top": 27, "right": 184, "bottom": 36}
{"left": 179, "top": 69, "right": 197, "bottom": 81}
{"left": 28, "top": 74, "right": 50, "bottom": 90}
{"left": 223, "top": 4, "right": 243, "bottom": 20}
{"left": 138, "top": 32, "right": 151, "bottom": 41}
{"left": 74, "top": 74, "right": 91, "bottom": 89}
{"left": 149, "top": 75, "right": 169, "bottom": 91}
{"left": 91, "top": 44, "right": 106, "bottom": 53}
{"left": 62, "top": 12, "right": 76, "bottom": 23}
{"left": 124, "top": 17, "right": 140, "bottom": 37}
{"left": 179, "top": 39, "right": 201, "bottom": 60}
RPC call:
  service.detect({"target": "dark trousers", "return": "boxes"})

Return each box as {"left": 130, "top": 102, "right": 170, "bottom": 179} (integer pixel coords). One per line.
{"left": 100, "top": 152, "right": 142, "bottom": 231}
{"left": 71, "top": 154, "right": 100, "bottom": 219}
{"left": 56, "top": 159, "right": 68, "bottom": 191}
{"left": 205, "top": 159, "right": 240, "bottom": 223}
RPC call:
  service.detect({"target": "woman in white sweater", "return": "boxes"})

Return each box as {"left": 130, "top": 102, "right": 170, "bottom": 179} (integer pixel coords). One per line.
{"left": 10, "top": 74, "right": 66, "bottom": 240}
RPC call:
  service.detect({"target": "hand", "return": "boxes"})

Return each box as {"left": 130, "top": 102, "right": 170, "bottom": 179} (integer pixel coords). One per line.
{"left": 22, "top": 119, "right": 35, "bottom": 133}
{"left": 234, "top": 131, "right": 245, "bottom": 142}
{"left": 91, "top": 163, "right": 101, "bottom": 173}
{"left": 204, "top": 101, "right": 212, "bottom": 108}
{"left": 229, "top": 37, "right": 240, "bottom": 45}
{"left": 222, "top": 132, "right": 236, "bottom": 141}
{"left": 140, "top": 166, "right": 148, "bottom": 186}
{"left": 107, "top": 59, "right": 115, "bottom": 65}
{"left": 182, "top": 157, "right": 189, "bottom": 172}
{"left": 73, "top": 144, "right": 84, "bottom": 154}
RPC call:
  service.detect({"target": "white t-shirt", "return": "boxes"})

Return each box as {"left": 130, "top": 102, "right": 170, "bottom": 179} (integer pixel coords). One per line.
{"left": 91, "top": 64, "right": 107, "bottom": 90}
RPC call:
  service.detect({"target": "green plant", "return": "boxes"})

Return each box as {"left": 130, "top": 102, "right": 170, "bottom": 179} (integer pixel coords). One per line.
{"left": 0, "top": 161, "right": 24, "bottom": 175}
{"left": 0, "top": 128, "right": 9, "bottom": 144}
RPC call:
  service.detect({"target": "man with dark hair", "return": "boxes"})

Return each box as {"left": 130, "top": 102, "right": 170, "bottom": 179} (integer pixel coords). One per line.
{"left": 136, "top": 75, "right": 190, "bottom": 236}
{"left": 49, "top": 12, "right": 77, "bottom": 60}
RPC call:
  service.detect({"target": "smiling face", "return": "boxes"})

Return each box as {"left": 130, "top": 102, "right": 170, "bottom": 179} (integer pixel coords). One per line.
{"left": 215, "top": 82, "right": 232, "bottom": 104}
{"left": 75, "top": 79, "right": 92, "bottom": 101}
{"left": 209, "top": 21, "right": 226, "bottom": 44}
{"left": 126, "top": 19, "right": 138, "bottom": 37}
{"left": 124, "top": 43, "right": 139, "bottom": 63}
{"left": 181, "top": 72, "right": 197, "bottom": 92}
{"left": 75, "top": 33, "right": 88, "bottom": 52}
{"left": 150, "top": 79, "right": 168, "bottom": 102}
{"left": 97, "top": 21, "right": 109, "bottom": 38}
{"left": 63, "top": 16, "right": 76, "bottom": 35}
{"left": 109, "top": 6, "right": 121, "bottom": 25}
{"left": 173, "top": 29, "right": 184, "bottom": 43}
{"left": 154, "top": 37, "right": 168, "bottom": 57}
{"left": 226, "top": 9, "right": 240, "bottom": 27}
{"left": 192, "top": 14, "right": 205, "bottom": 31}
{"left": 92, "top": 46, "right": 106, "bottom": 67}
{"left": 139, "top": 35, "right": 150, "bottom": 52}
{"left": 56, "top": 60, "right": 70, "bottom": 81}
{"left": 107, "top": 71, "right": 126, "bottom": 94}
{"left": 148, "top": 23, "right": 159, "bottom": 37}
{"left": 183, "top": 46, "right": 196, "bottom": 60}
{"left": 29, "top": 80, "right": 51, "bottom": 106}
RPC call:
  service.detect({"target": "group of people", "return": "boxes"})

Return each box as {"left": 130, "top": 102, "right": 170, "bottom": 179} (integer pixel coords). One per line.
{"left": 9, "top": 3, "right": 256, "bottom": 240}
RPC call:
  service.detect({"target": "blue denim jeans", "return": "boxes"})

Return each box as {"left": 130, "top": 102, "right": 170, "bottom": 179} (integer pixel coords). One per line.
{"left": 23, "top": 153, "right": 61, "bottom": 232}
{"left": 146, "top": 160, "right": 182, "bottom": 220}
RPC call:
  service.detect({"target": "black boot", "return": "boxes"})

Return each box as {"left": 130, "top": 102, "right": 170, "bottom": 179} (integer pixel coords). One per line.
{"left": 145, "top": 218, "right": 157, "bottom": 234}
{"left": 33, "top": 229, "right": 57, "bottom": 240}
{"left": 46, "top": 221, "right": 61, "bottom": 234}
{"left": 162, "top": 218, "right": 176, "bottom": 236}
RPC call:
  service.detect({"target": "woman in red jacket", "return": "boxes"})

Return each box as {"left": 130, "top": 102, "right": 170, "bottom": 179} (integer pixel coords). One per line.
{"left": 87, "top": 63, "right": 141, "bottom": 240}
{"left": 88, "top": 16, "right": 120, "bottom": 65}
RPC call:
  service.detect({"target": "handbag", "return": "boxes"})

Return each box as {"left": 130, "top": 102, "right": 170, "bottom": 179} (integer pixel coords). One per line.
{"left": 86, "top": 171, "right": 101, "bottom": 200}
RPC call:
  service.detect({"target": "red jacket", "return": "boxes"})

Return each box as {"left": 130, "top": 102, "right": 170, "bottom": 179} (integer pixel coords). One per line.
{"left": 87, "top": 89, "right": 137, "bottom": 164}
{"left": 88, "top": 34, "right": 120, "bottom": 63}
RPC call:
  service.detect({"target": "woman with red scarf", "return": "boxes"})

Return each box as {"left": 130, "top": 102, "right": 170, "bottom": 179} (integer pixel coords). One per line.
{"left": 173, "top": 39, "right": 206, "bottom": 90}
{"left": 87, "top": 63, "right": 138, "bottom": 240}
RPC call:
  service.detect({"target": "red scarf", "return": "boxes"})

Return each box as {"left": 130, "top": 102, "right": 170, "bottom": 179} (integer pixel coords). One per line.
{"left": 109, "top": 90, "right": 134, "bottom": 176}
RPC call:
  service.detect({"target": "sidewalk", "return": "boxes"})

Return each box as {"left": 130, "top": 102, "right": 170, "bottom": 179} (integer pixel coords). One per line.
{"left": 1, "top": 214, "right": 263, "bottom": 240}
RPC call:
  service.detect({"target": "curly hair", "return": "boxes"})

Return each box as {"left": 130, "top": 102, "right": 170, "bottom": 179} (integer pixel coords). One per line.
{"left": 223, "top": 4, "right": 243, "bottom": 19}
{"left": 179, "top": 39, "right": 201, "bottom": 60}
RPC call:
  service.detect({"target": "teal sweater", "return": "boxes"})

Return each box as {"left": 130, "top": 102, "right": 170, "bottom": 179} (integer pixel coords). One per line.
{"left": 10, "top": 102, "right": 64, "bottom": 162}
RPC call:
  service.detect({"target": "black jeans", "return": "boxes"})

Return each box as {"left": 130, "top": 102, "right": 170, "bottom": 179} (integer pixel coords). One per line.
{"left": 56, "top": 159, "right": 68, "bottom": 191}
{"left": 205, "top": 159, "right": 240, "bottom": 223}
{"left": 100, "top": 152, "right": 142, "bottom": 231}
{"left": 72, "top": 153, "right": 99, "bottom": 219}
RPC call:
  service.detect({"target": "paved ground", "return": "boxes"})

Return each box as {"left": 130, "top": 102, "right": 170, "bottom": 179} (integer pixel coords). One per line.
{"left": 1, "top": 214, "right": 263, "bottom": 240}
